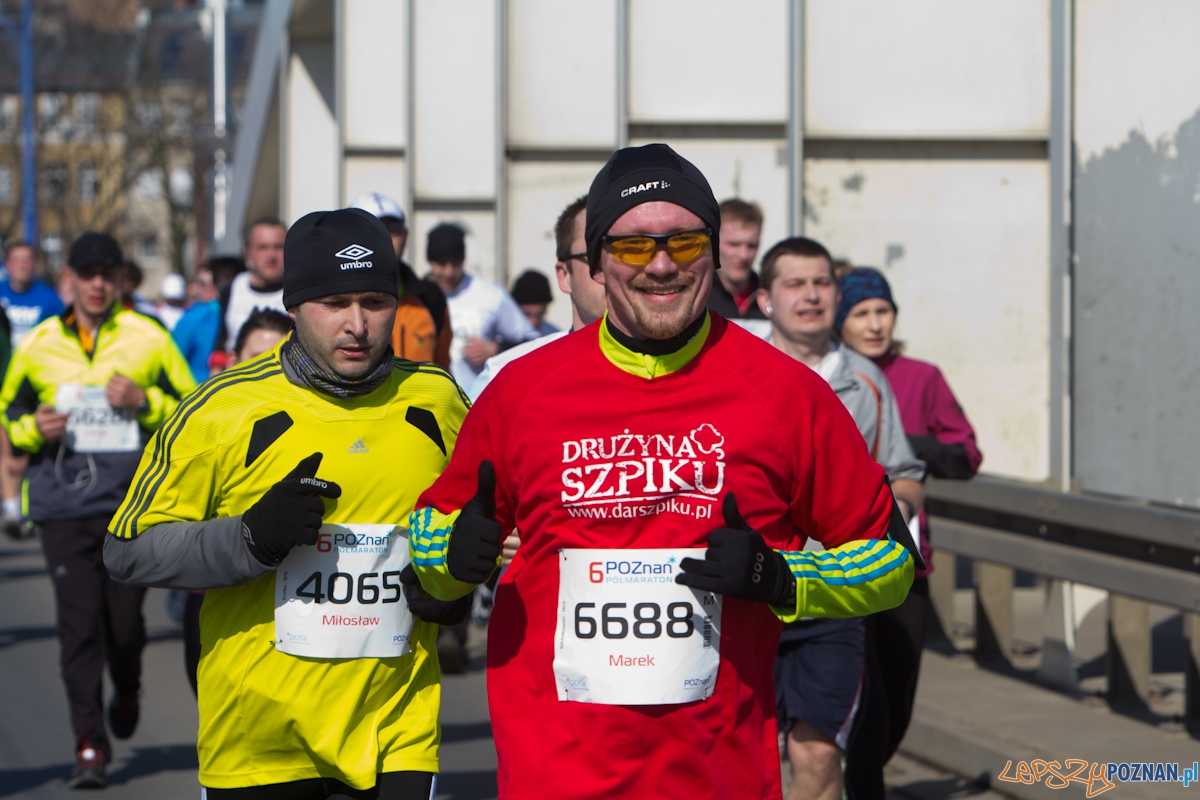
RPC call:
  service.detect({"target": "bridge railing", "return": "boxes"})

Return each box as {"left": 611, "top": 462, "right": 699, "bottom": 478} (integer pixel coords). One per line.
{"left": 923, "top": 476, "right": 1200, "bottom": 731}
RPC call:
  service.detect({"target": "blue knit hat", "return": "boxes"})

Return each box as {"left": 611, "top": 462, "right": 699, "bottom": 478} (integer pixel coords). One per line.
{"left": 835, "top": 268, "right": 896, "bottom": 332}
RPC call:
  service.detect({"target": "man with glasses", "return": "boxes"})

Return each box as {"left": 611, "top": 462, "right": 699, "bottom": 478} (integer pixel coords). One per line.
{"left": 407, "top": 144, "right": 918, "bottom": 799}
{"left": 467, "top": 195, "right": 606, "bottom": 400}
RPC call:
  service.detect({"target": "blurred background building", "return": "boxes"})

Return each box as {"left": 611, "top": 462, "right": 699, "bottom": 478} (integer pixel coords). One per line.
{"left": 0, "top": 0, "right": 261, "bottom": 290}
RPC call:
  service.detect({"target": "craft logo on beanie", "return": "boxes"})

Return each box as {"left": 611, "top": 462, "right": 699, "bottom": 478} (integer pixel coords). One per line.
{"left": 585, "top": 143, "right": 721, "bottom": 274}
{"left": 283, "top": 208, "right": 398, "bottom": 307}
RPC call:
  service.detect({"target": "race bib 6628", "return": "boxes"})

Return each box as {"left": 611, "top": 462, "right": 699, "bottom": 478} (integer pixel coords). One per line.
{"left": 552, "top": 548, "right": 722, "bottom": 706}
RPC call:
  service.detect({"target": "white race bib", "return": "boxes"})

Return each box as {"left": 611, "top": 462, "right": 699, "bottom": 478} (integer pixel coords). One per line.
{"left": 552, "top": 548, "right": 722, "bottom": 706}
{"left": 274, "top": 524, "right": 415, "bottom": 659}
{"left": 55, "top": 384, "right": 140, "bottom": 453}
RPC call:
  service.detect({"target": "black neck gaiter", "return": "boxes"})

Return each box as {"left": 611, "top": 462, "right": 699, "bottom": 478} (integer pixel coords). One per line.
{"left": 604, "top": 312, "right": 706, "bottom": 356}
{"left": 282, "top": 338, "right": 393, "bottom": 399}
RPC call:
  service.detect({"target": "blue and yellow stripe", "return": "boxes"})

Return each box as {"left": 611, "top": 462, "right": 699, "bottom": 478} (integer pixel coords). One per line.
{"left": 774, "top": 538, "right": 913, "bottom": 622}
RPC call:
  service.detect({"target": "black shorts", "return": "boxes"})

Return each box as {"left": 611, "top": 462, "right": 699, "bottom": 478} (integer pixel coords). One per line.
{"left": 775, "top": 617, "right": 865, "bottom": 749}
{"left": 203, "top": 772, "right": 435, "bottom": 800}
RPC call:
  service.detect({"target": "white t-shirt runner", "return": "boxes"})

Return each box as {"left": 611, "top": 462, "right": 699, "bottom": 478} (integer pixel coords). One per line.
{"left": 552, "top": 548, "right": 722, "bottom": 705}
{"left": 274, "top": 524, "right": 415, "bottom": 659}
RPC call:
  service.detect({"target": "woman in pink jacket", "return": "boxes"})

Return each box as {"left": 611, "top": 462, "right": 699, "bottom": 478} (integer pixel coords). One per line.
{"left": 836, "top": 267, "right": 982, "bottom": 799}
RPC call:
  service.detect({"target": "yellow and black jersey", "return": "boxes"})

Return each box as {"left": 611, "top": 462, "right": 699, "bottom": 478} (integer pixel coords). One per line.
{"left": 0, "top": 306, "right": 196, "bottom": 521}
{"left": 110, "top": 338, "right": 470, "bottom": 790}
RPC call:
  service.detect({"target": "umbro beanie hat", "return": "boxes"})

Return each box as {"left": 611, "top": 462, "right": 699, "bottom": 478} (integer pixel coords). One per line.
{"left": 283, "top": 207, "right": 398, "bottom": 308}
{"left": 68, "top": 232, "right": 123, "bottom": 270}
{"left": 584, "top": 143, "right": 721, "bottom": 275}
{"left": 426, "top": 223, "right": 466, "bottom": 264}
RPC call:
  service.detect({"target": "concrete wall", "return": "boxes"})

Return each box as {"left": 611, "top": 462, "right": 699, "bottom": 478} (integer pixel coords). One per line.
{"left": 1072, "top": 0, "right": 1200, "bottom": 507}
{"left": 232, "top": 0, "right": 1196, "bottom": 499}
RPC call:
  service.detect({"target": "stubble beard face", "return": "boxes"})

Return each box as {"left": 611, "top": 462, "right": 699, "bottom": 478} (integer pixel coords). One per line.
{"left": 293, "top": 316, "right": 380, "bottom": 381}
{"left": 626, "top": 272, "right": 698, "bottom": 339}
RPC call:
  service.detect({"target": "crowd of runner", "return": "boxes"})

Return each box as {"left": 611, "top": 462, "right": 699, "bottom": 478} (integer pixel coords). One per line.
{"left": 0, "top": 143, "right": 981, "bottom": 799}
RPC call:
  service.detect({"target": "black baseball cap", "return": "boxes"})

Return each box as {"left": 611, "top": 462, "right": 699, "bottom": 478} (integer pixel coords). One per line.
{"left": 283, "top": 208, "right": 399, "bottom": 308}
{"left": 67, "top": 232, "right": 123, "bottom": 271}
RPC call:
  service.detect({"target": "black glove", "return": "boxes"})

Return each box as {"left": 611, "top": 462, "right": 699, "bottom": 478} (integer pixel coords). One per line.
{"left": 676, "top": 494, "right": 792, "bottom": 606}
{"left": 446, "top": 461, "right": 504, "bottom": 584}
{"left": 242, "top": 452, "right": 342, "bottom": 566}
{"left": 399, "top": 564, "right": 473, "bottom": 626}
{"left": 907, "top": 434, "right": 973, "bottom": 480}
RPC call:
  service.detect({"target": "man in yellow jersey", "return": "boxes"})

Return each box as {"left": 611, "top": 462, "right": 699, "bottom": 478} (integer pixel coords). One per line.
{"left": 105, "top": 208, "right": 472, "bottom": 799}
{"left": 0, "top": 232, "right": 196, "bottom": 789}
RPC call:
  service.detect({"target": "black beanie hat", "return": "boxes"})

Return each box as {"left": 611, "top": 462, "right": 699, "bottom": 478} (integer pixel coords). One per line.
{"left": 283, "top": 208, "right": 398, "bottom": 308}
{"left": 584, "top": 143, "right": 721, "bottom": 274}
{"left": 68, "top": 232, "right": 123, "bottom": 270}
{"left": 511, "top": 270, "right": 553, "bottom": 305}
{"left": 426, "top": 223, "right": 466, "bottom": 264}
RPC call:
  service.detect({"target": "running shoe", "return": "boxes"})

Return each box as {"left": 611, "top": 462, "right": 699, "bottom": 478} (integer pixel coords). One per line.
{"left": 1, "top": 514, "right": 27, "bottom": 540}
{"left": 108, "top": 693, "right": 139, "bottom": 740}
{"left": 66, "top": 742, "right": 106, "bottom": 789}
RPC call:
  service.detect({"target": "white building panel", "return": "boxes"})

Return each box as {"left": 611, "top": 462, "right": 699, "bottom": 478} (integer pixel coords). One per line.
{"left": 285, "top": 43, "right": 339, "bottom": 222}
{"left": 806, "top": 0, "right": 1050, "bottom": 138}
{"left": 342, "top": 0, "right": 407, "bottom": 149}
{"left": 1072, "top": 0, "right": 1200, "bottom": 506}
{"left": 506, "top": 161, "right": 604, "bottom": 332}
{"left": 507, "top": 0, "right": 617, "bottom": 148}
{"left": 413, "top": 0, "right": 496, "bottom": 199}
{"left": 805, "top": 157, "right": 1050, "bottom": 481}
{"left": 1075, "top": 0, "right": 1200, "bottom": 160}
{"left": 629, "top": 0, "right": 787, "bottom": 122}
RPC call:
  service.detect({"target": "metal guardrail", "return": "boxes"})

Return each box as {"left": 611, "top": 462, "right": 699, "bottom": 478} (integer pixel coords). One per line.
{"left": 922, "top": 476, "right": 1200, "bottom": 729}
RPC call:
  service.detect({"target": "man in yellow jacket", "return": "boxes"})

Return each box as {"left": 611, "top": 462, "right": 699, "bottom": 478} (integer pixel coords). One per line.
{"left": 0, "top": 232, "right": 196, "bottom": 788}
{"left": 106, "top": 208, "right": 471, "bottom": 799}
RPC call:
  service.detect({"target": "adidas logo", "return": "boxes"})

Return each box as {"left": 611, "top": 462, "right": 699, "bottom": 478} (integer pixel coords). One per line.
{"left": 348, "top": 438, "right": 369, "bottom": 454}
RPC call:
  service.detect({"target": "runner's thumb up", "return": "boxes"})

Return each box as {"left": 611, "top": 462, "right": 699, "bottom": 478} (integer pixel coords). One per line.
{"left": 473, "top": 460, "right": 497, "bottom": 520}
{"left": 448, "top": 460, "right": 503, "bottom": 584}
{"left": 722, "top": 493, "right": 751, "bottom": 532}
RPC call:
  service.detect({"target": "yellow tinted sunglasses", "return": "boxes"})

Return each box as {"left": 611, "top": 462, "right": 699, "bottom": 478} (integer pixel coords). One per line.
{"left": 601, "top": 229, "right": 712, "bottom": 267}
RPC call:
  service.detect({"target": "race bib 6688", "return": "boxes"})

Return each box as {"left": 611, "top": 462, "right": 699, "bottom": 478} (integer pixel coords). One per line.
{"left": 552, "top": 548, "right": 722, "bottom": 706}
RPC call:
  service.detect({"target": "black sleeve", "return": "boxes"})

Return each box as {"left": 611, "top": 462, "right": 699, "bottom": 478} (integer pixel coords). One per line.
{"left": 907, "top": 434, "right": 974, "bottom": 480}
{"left": 215, "top": 282, "right": 233, "bottom": 351}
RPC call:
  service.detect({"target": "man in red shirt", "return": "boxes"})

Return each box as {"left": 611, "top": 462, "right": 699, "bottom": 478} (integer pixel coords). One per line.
{"left": 409, "top": 144, "right": 917, "bottom": 799}
{"left": 706, "top": 198, "right": 767, "bottom": 322}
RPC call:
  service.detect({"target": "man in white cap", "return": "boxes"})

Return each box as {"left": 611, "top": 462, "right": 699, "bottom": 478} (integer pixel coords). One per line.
{"left": 155, "top": 273, "right": 188, "bottom": 331}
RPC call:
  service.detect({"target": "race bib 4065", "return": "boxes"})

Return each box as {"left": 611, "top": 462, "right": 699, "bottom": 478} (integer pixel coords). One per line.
{"left": 275, "top": 524, "right": 414, "bottom": 659}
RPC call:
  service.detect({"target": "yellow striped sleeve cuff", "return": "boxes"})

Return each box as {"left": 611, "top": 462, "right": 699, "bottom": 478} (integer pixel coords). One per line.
{"left": 407, "top": 506, "right": 477, "bottom": 601}
{"left": 773, "top": 538, "right": 914, "bottom": 623}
